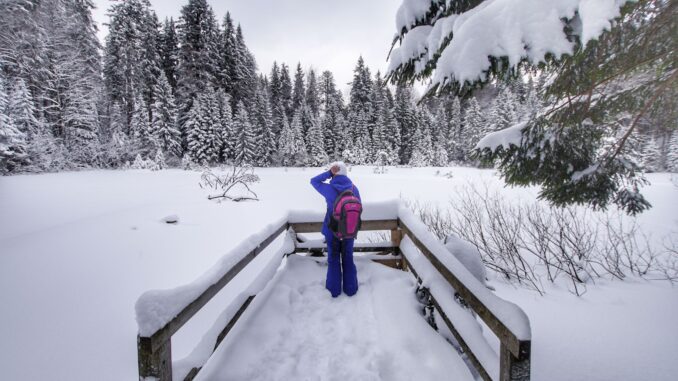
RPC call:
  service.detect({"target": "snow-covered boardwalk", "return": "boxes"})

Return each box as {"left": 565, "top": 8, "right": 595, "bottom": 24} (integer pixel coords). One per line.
{"left": 135, "top": 204, "right": 531, "bottom": 381}
{"left": 195, "top": 256, "right": 474, "bottom": 381}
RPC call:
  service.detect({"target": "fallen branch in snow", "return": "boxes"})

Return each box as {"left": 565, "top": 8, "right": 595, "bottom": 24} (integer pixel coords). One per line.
{"left": 199, "top": 166, "right": 260, "bottom": 202}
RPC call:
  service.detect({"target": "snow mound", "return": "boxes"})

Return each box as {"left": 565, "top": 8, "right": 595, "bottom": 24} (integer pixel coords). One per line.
{"left": 444, "top": 233, "right": 487, "bottom": 286}
{"left": 161, "top": 214, "right": 179, "bottom": 224}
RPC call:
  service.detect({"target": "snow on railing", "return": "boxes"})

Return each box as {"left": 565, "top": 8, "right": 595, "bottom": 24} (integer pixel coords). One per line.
{"left": 398, "top": 206, "right": 531, "bottom": 340}
{"left": 135, "top": 216, "right": 289, "bottom": 337}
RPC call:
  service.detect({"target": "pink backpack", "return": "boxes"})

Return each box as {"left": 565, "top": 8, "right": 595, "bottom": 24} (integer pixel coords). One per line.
{"left": 329, "top": 187, "right": 362, "bottom": 240}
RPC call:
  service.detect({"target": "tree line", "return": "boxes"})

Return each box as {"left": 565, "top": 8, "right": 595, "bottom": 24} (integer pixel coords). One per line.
{"left": 1, "top": 0, "right": 675, "bottom": 175}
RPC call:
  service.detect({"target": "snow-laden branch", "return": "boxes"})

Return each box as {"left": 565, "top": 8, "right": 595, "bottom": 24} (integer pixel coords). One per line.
{"left": 389, "top": 0, "right": 633, "bottom": 91}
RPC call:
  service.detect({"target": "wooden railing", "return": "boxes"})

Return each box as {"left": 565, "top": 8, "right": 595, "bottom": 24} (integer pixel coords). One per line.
{"left": 136, "top": 216, "right": 531, "bottom": 381}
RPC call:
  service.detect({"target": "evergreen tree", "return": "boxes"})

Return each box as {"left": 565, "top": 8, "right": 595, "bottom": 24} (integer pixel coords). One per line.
{"left": 384, "top": 106, "right": 402, "bottom": 164}
{"left": 220, "top": 12, "right": 238, "bottom": 94}
{"left": 269, "top": 62, "right": 282, "bottom": 134}
{"left": 106, "top": 102, "right": 128, "bottom": 164}
{"left": 667, "top": 131, "right": 678, "bottom": 173}
{"left": 488, "top": 86, "right": 520, "bottom": 133}
{"left": 349, "top": 56, "right": 373, "bottom": 116}
{"left": 185, "top": 94, "right": 210, "bottom": 165}
{"left": 394, "top": 84, "right": 417, "bottom": 163}
{"left": 151, "top": 72, "right": 181, "bottom": 157}
{"left": 278, "top": 109, "right": 308, "bottom": 166}
{"left": 159, "top": 17, "right": 179, "bottom": 90}
{"left": 9, "top": 78, "right": 39, "bottom": 137}
{"left": 447, "top": 96, "right": 463, "bottom": 160}
{"left": 462, "top": 97, "right": 484, "bottom": 161}
{"left": 154, "top": 149, "right": 166, "bottom": 170}
{"left": 175, "top": 0, "right": 221, "bottom": 129}
{"left": 277, "top": 117, "right": 295, "bottom": 166}
{"left": 641, "top": 136, "right": 661, "bottom": 173}
{"left": 231, "top": 24, "right": 258, "bottom": 108}
{"left": 104, "top": 0, "right": 159, "bottom": 128}
{"left": 130, "top": 93, "right": 154, "bottom": 154}
{"left": 344, "top": 110, "right": 370, "bottom": 164}
{"left": 279, "top": 63, "right": 293, "bottom": 121}
{"left": 306, "top": 113, "right": 327, "bottom": 166}
{"left": 0, "top": 76, "right": 28, "bottom": 173}
{"left": 432, "top": 127, "right": 449, "bottom": 166}
{"left": 203, "top": 86, "right": 223, "bottom": 163}
{"left": 305, "top": 69, "right": 320, "bottom": 117}
{"left": 409, "top": 124, "right": 433, "bottom": 167}
{"left": 292, "top": 63, "right": 306, "bottom": 114}
{"left": 232, "top": 102, "right": 256, "bottom": 165}
{"left": 251, "top": 83, "right": 275, "bottom": 166}
{"left": 215, "top": 89, "right": 234, "bottom": 162}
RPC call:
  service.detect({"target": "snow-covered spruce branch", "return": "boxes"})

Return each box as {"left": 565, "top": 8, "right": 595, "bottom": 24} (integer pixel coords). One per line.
{"left": 199, "top": 166, "right": 260, "bottom": 202}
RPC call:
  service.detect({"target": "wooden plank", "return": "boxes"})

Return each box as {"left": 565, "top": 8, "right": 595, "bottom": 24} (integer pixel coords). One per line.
{"left": 183, "top": 296, "right": 260, "bottom": 380}
{"left": 399, "top": 219, "right": 527, "bottom": 358}
{"left": 431, "top": 297, "right": 493, "bottom": 381}
{"left": 289, "top": 219, "right": 398, "bottom": 233}
{"left": 213, "top": 295, "right": 256, "bottom": 351}
{"left": 146, "top": 221, "right": 289, "bottom": 351}
{"left": 500, "top": 342, "right": 531, "bottom": 381}
{"left": 137, "top": 335, "right": 172, "bottom": 381}
{"left": 371, "top": 258, "right": 402, "bottom": 269}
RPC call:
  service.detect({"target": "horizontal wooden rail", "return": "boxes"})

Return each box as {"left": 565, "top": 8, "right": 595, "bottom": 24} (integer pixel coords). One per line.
{"left": 294, "top": 241, "right": 396, "bottom": 254}
{"left": 138, "top": 221, "right": 289, "bottom": 381}
{"left": 289, "top": 219, "right": 398, "bottom": 233}
{"left": 398, "top": 218, "right": 530, "bottom": 381}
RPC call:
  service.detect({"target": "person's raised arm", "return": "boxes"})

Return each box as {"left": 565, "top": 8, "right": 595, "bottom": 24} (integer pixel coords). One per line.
{"left": 310, "top": 169, "right": 333, "bottom": 194}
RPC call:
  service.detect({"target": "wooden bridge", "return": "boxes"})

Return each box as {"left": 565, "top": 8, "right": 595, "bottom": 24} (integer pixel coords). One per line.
{"left": 136, "top": 207, "right": 531, "bottom": 381}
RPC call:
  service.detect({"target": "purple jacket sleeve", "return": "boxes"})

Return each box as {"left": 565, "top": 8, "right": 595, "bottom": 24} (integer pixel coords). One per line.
{"left": 310, "top": 170, "right": 333, "bottom": 200}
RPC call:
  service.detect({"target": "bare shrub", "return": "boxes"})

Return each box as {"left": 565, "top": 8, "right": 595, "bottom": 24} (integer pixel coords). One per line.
{"left": 405, "top": 182, "right": 677, "bottom": 296}
{"left": 199, "top": 166, "right": 260, "bottom": 202}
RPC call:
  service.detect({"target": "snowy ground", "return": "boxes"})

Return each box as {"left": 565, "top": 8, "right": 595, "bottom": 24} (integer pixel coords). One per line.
{"left": 1, "top": 167, "right": 677, "bottom": 380}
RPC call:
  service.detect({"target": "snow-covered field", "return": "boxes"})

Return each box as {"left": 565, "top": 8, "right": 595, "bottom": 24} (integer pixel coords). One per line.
{"left": 1, "top": 167, "right": 677, "bottom": 381}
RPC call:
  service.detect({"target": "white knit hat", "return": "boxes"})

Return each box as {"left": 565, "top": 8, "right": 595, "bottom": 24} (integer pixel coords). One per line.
{"left": 333, "top": 161, "right": 348, "bottom": 176}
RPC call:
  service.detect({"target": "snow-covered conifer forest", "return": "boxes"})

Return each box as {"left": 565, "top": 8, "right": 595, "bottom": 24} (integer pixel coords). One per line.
{"left": 1, "top": 0, "right": 674, "bottom": 178}
{"left": 1, "top": 1, "right": 677, "bottom": 381}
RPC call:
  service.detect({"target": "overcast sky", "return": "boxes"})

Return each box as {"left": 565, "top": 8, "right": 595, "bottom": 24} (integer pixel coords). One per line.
{"left": 92, "top": 0, "right": 402, "bottom": 93}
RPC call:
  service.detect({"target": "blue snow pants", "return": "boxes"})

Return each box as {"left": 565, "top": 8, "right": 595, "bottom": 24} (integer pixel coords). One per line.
{"left": 325, "top": 235, "right": 358, "bottom": 297}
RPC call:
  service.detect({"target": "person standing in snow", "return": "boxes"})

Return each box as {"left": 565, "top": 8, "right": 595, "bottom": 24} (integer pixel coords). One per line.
{"left": 310, "top": 162, "right": 361, "bottom": 297}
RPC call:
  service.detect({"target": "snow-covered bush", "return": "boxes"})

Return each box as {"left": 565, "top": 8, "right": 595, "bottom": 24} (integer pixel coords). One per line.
{"left": 373, "top": 151, "right": 389, "bottom": 174}
{"left": 127, "top": 152, "right": 165, "bottom": 171}
{"left": 153, "top": 149, "right": 166, "bottom": 170}
{"left": 199, "top": 166, "right": 260, "bottom": 202}
{"left": 130, "top": 154, "right": 146, "bottom": 169}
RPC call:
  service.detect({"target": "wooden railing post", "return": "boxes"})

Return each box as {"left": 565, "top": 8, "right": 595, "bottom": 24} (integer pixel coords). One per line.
{"left": 390, "top": 228, "right": 406, "bottom": 270}
{"left": 499, "top": 338, "right": 531, "bottom": 380}
{"left": 138, "top": 335, "right": 172, "bottom": 381}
